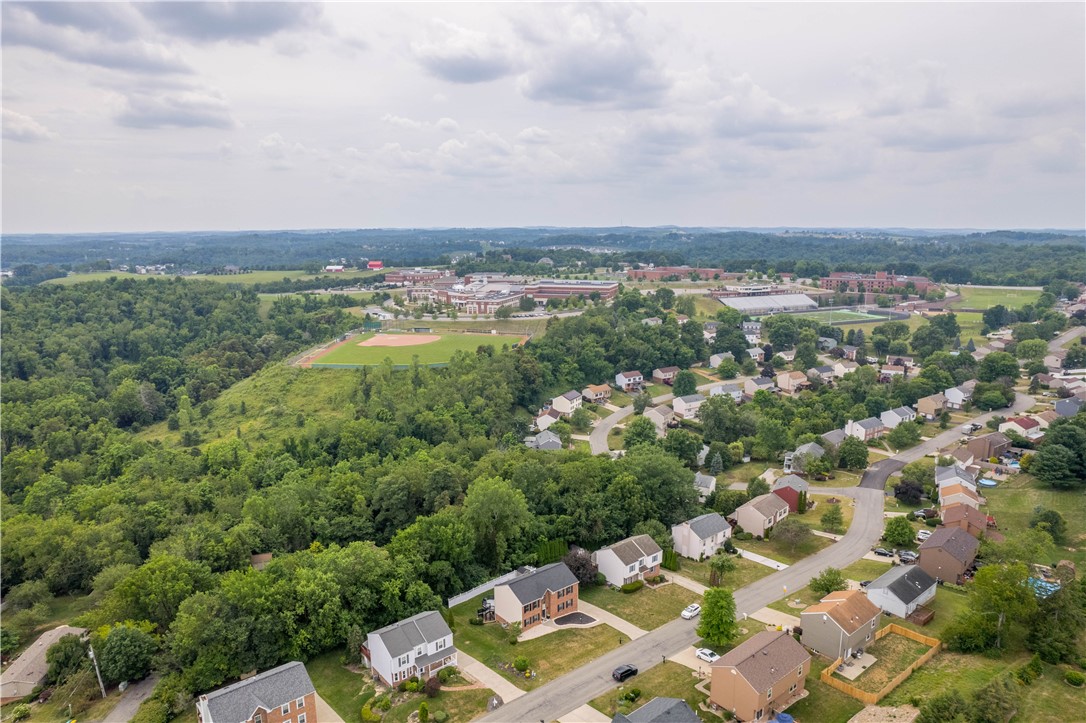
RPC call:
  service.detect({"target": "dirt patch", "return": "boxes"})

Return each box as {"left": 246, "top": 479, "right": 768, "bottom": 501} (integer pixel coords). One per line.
{"left": 841, "top": 633, "right": 932, "bottom": 693}
{"left": 847, "top": 704, "right": 920, "bottom": 723}
{"left": 359, "top": 333, "right": 441, "bottom": 347}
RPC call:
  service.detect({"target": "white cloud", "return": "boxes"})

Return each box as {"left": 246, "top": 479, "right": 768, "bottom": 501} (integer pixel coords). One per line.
{"left": 2, "top": 108, "right": 56, "bottom": 142}
{"left": 412, "top": 19, "right": 518, "bottom": 83}
{"left": 115, "top": 88, "right": 235, "bottom": 129}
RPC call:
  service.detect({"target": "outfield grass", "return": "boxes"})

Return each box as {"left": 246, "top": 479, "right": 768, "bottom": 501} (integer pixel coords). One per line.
{"left": 835, "top": 311, "right": 988, "bottom": 348}
{"left": 46, "top": 268, "right": 386, "bottom": 286}
{"left": 984, "top": 473, "right": 1086, "bottom": 566}
{"left": 386, "top": 317, "right": 551, "bottom": 337}
{"left": 787, "top": 658, "right": 865, "bottom": 723}
{"left": 946, "top": 286, "right": 1042, "bottom": 310}
{"left": 312, "top": 331, "right": 527, "bottom": 366}
{"left": 580, "top": 584, "right": 701, "bottom": 630}
{"left": 307, "top": 650, "right": 375, "bottom": 723}
{"left": 589, "top": 661, "right": 711, "bottom": 721}
{"left": 679, "top": 555, "right": 775, "bottom": 590}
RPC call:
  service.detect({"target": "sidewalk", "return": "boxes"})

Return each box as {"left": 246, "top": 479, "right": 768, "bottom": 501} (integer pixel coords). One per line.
{"left": 749, "top": 607, "right": 800, "bottom": 629}
{"left": 458, "top": 651, "right": 525, "bottom": 703}
{"left": 812, "top": 530, "right": 842, "bottom": 541}
{"left": 735, "top": 548, "right": 789, "bottom": 571}
{"left": 668, "top": 572, "right": 707, "bottom": 596}
{"left": 559, "top": 703, "right": 612, "bottom": 723}
{"left": 577, "top": 601, "right": 649, "bottom": 640}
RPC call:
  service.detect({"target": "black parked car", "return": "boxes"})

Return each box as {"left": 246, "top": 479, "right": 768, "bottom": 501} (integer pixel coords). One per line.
{"left": 873, "top": 547, "right": 895, "bottom": 557}
{"left": 612, "top": 664, "right": 638, "bottom": 682}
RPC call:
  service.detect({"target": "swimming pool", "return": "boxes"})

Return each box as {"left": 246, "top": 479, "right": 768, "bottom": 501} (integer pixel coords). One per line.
{"left": 979, "top": 479, "right": 998, "bottom": 488}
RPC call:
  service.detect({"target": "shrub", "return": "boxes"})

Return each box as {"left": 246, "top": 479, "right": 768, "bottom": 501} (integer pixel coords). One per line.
{"left": 1015, "top": 654, "right": 1043, "bottom": 685}
{"left": 361, "top": 703, "right": 382, "bottom": 722}
{"left": 469, "top": 617, "right": 483, "bottom": 626}
{"left": 419, "top": 701, "right": 429, "bottom": 723}
{"left": 1065, "top": 670, "right": 1085, "bottom": 687}
{"left": 622, "top": 687, "right": 642, "bottom": 703}
{"left": 924, "top": 517, "right": 939, "bottom": 527}
{"left": 620, "top": 580, "right": 644, "bottom": 594}
{"left": 424, "top": 676, "right": 441, "bottom": 697}
{"left": 11, "top": 704, "right": 31, "bottom": 722}
{"left": 736, "top": 532, "right": 754, "bottom": 541}
{"left": 595, "top": 572, "right": 607, "bottom": 587}
{"left": 397, "top": 681, "right": 409, "bottom": 693}
{"left": 437, "top": 666, "right": 456, "bottom": 684}
{"left": 374, "top": 695, "right": 392, "bottom": 712}
{"left": 433, "top": 712, "right": 449, "bottom": 723}
{"left": 513, "top": 656, "right": 530, "bottom": 672}
{"left": 405, "top": 680, "right": 420, "bottom": 693}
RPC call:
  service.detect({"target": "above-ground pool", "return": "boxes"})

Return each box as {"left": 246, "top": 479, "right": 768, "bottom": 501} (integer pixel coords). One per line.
{"left": 1008, "top": 461, "right": 1020, "bottom": 469}
{"left": 979, "top": 479, "right": 998, "bottom": 488}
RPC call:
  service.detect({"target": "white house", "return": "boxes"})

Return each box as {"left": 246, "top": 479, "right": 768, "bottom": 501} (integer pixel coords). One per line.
{"left": 944, "top": 385, "right": 972, "bottom": 410}
{"left": 832, "top": 360, "right": 859, "bottom": 378}
{"left": 365, "top": 611, "right": 456, "bottom": 687}
{"left": 710, "top": 352, "right": 735, "bottom": 368}
{"left": 673, "top": 394, "right": 706, "bottom": 420}
{"left": 865, "top": 566, "right": 937, "bottom": 619}
{"left": 880, "top": 406, "right": 916, "bottom": 429}
{"left": 808, "top": 365, "right": 835, "bottom": 384}
{"left": 709, "top": 383, "right": 743, "bottom": 402}
{"left": 845, "top": 417, "right": 886, "bottom": 441}
{"left": 615, "top": 371, "right": 644, "bottom": 392}
{"left": 672, "top": 513, "right": 732, "bottom": 560}
{"left": 551, "top": 390, "right": 582, "bottom": 416}
{"left": 694, "top": 472, "right": 717, "bottom": 502}
{"left": 524, "top": 430, "right": 563, "bottom": 451}
{"left": 593, "top": 534, "right": 663, "bottom": 587}
{"left": 645, "top": 406, "right": 675, "bottom": 436}
{"left": 936, "top": 464, "right": 977, "bottom": 492}
{"left": 535, "top": 408, "right": 560, "bottom": 431}
{"left": 746, "top": 347, "right": 765, "bottom": 362}
{"left": 998, "top": 417, "right": 1043, "bottom": 440}
{"left": 733, "top": 494, "right": 789, "bottom": 536}
{"left": 784, "top": 442, "right": 825, "bottom": 474}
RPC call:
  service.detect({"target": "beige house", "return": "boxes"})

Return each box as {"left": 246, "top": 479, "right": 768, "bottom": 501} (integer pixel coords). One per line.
{"left": 1, "top": 625, "right": 87, "bottom": 703}
{"left": 916, "top": 393, "right": 946, "bottom": 420}
{"left": 832, "top": 360, "right": 859, "bottom": 378}
{"left": 733, "top": 494, "right": 789, "bottom": 537}
{"left": 581, "top": 384, "right": 611, "bottom": 404}
{"left": 800, "top": 590, "right": 882, "bottom": 660}
{"left": 551, "top": 390, "right": 583, "bottom": 416}
{"left": 710, "top": 630, "right": 810, "bottom": 722}
{"left": 938, "top": 483, "right": 981, "bottom": 510}
{"left": 593, "top": 534, "right": 662, "bottom": 587}
{"left": 672, "top": 394, "right": 706, "bottom": 420}
{"left": 671, "top": 512, "right": 732, "bottom": 560}
{"left": 644, "top": 405, "right": 675, "bottom": 436}
{"left": 775, "top": 371, "right": 810, "bottom": 395}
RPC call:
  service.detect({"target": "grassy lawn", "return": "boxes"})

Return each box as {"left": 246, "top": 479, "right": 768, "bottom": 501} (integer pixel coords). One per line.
{"left": 572, "top": 439, "right": 592, "bottom": 453}
{"left": 983, "top": 473, "right": 1086, "bottom": 566}
{"left": 787, "top": 658, "right": 865, "bottom": 723}
{"left": 609, "top": 390, "right": 634, "bottom": 408}
{"left": 679, "top": 555, "right": 775, "bottom": 590}
{"left": 307, "top": 650, "right": 375, "bottom": 723}
{"left": 580, "top": 584, "right": 701, "bottom": 630}
{"left": 449, "top": 595, "right": 623, "bottom": 691}
{"left": 694, "top": 294, "right": 726, "bottom": 318}
{"left": 608, "top": 426, "right": 625, "bottom": 450}
{"left": 589, "top": 661, "right": 711, "bottom": 721}
{"left": 840, "top": 558, "right": 894, "bottom": 583}
{"left": 807, "top": 470, "right": 862, "bottom": 488}
{"left": 313, "top": 331, "right": 528, "bottom": 366}
{"left": 1, "top": 688, "right": 124, "bottom": 723}
{"left": 644, "top": 382, "right": 668, "bottom": 398}
{"left": 767, "top": 584, "right": 821, "bottom": 616}
{"left": 804, "top": 495, "right": 854, "bottom": 532}
{"left": 721, "top": 461, "right": 770, "bottom": 487}
{"left": 837, "top": 632, "right": 933, "bottom": 694}
{"left": 384, "top": 688, "right": 493, "bottom": 723}
{"left": 946, "top": 286, "right": 1042, "bottom": 310}
{"left": 737, "top": 531, "right": 834, "bottom": 566}
{"left": 888, "top": 586, "right": 969, "bottom": 639}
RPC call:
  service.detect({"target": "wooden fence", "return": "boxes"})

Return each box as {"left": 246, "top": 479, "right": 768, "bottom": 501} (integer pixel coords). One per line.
{"left": 820, "top": 624, "right": 942, "bottom": 705}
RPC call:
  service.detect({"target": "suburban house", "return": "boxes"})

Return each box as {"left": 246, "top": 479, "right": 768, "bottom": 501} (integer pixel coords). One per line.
{"left": 839, "top": 345, "right": 859, "bottom": 360}
{"left": 747, "top": 347, "right": 766, "bottom": 362}
{"left": 615, "top": 371, "right": 644, "bottom": 392}
{"left": 535, "top": 408, "right": 561, "bottom": 431}
{"left": 800, "top": 590, "right": 882, "bottom": 660}
{"left": 593, "top": 534, "right": 663, "bottom": 587}
{"left": 845, "top": 417, "right": 887, "bottom": 441}
{"left": 1033, "top": 410, "right": 1060, "bottom": 429}
{"left": 196, "top": 661, "right": 315, "bottom": 723}
{"left": 941, "top": 503, "right": 988, "bottom": 538}
{"left": 734, "top": 494, "right": 789, "bottom": 536}
{"left": 770, "top": 474, "right": 809, "bottom": 513}
{"left": 710, "top": 382, "right": 743, "bottom": 402}
{"left": 832, "top": 360, "right": 859, "bottom": 378}
{"left": 879, "top": 364, "right": 907, "bottom": 381}
{"left": 938, "top": 483, "right": 981, "bottom": 510}
{"left": 967, "top": 432, "right": 1012, "bottom": 461}
{"left": 776, "top": 371, "right": 810, "bottom": 395}
{"left": 949, "top": 447, "right": 975, "bottom": 467}
{"left": 742, "top": 323, "right": 762, "bottom": 345}
{"left": 944, "top": 385, "right": 973, "bottom": 410}
{"left": 582, "top": 384, "right": 612, "bottom": 404}
{"left": 916, "top": 393, "right": 947, "bottom": 420}
{"left": 1055, "top": 397, "right": 1084, "bottom": 417}
{"left": 0, "top": 625, "right": 86, "bottom": 704}
{"left": 694, "top": 472, "right": 717, "bottom": 502}
{"left": 493, "top": 562, "right": 579, "bottom": 630}
{"left": 818, "top": 337, "right": 838, "bottom": 351}
{"left": 652, "top": 366, "right": 681, "bottom": 385}
{"left": 645, "top": 405, "right": 676, "bottom": 436}
{"left": 551, "top": 390, "right": 583, "bottom": 416}
{"left": 524, "top": 430, "right": 563, "bottom": 451}
{"left": 364, "top": 611, "right": 457, "bottom": 687}
{"left": 889, "top": 355, "right": 916, "bottom": 368}
{"left": 703, "top": 321, "right": 720, "bottom": 334}
{"left": 808, "top": 365, "right": 835, "bottom": 384}
{"left": 865, "top": 566, "right": 937, "bottom": 619}
{"left": 642, "top": 317, "right": 663, "bottom": 326}
{"left": 998, "top": 417, "right": 1043, "bottom": 440}
{"left": 710, "top": 352, "right": 735, "bottom": 368}
{"left": 777, "top": 349, "right": 797, "bottom": 363}
{"left": 745, "top": 377, "right": 777, "bottom": 396}
{"left": 784, "top": 442, "right": 825, "bottom": 475}
{"left": 612, "top": 697, "right": 700, "bottom": 723}
{"left": 673, "top": 394, "right": 706, "bottom": 420}
{"left": 918, "top": 527, "right": 980, "bottom": 584}
{"left": 936, "top": 464, "right": 977, "bottom": 491}
{"left": 709, "top": 630, "right": 811, "bottom": 723}
{"left": 880, "top": 406, "right": 917, "bottom": 429}
{"left": 672, "top": 512, "right": 732, "bottom": 559}
{"left": 821, "top": 428, "right": 847, "bottom": 448}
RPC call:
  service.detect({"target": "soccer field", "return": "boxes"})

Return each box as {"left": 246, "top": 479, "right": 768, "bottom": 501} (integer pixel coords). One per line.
{"left": 789, "top": 309, "right": 890, "bottom": 323}
{"left": 308, "top": 331, "right": 528, "bottom": 367}
{"left": 945, "top": 286, "right": 1042, "bottom": 310}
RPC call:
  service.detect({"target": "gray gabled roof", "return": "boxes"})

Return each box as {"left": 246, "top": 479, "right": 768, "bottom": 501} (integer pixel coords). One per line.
{"left": 202, "top": 661, "right": 314, "bottom": 723}
{"left": 886, "top": 406, "right": 915, "bottom": 418}
{"left": 1055, "top": 398, "right": 1084, "bottom": 417}
{"left": 936, "top": 464, "right": 974, "bottom": 484}
{"left": 773, "top": 474, "right": 808, "bottom": 492}
{"left": 501, "top": 562, "right": 578, "bottom": 605}
{"left": 743, "top": 493, "right": 790, "bottom": 519}
{"left": 812, "top": 365, "right": 834, "bottom": 374}
{"left": 598, "top": 534, "right": 663, "bottom": 566}
{"left": 795, "top": 442, "right": 825, "bottom": 458}
{"left": 821, "top": 429, "right": 847, "bottom": 446}
{"left": 613, "top": 697, "right": 701, "bottom": 723}
{"left": 677, "top": 394, "right": 705, "bottom": 404}
{"left": 560, "top": 390, "right": 581, "bottom": 401}
{"left": 683, "top": 512, "right": 730, "bottom": 540}
{"left": 368, "top": 610, "right": 452, "bottom": 658}
{"left": 751, "top": 376, "right": 774, "bottom": 387}
{"left": 856, "top": 417, "right": 884, "bottom": 430}
{"left": 919, "top": 526, "right": 980, "bottom": 564}
{"left": 694, "top": 472, "right": 717, "bottom": 490}
{"left": 867, "top": 565, "right": 937, "bottom": 605}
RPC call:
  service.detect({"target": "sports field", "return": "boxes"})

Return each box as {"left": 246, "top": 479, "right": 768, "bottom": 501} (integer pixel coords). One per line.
{"left": 945, "top": 286, "right": 1042, "bottom": 310}
{"left": 789, "top": 309, "right": 892, "bottom": 323}
{"left": 306, "top": 331, "right": 528, "bottom": 367}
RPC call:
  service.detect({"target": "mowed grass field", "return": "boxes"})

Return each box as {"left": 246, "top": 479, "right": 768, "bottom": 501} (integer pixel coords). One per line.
{"left": 946, "top": 286, "right": 1042, "bottom": 310}
{"left": 790, "top": 309, "right": 890, "bottom": 323}
{"left": 312, "top": 331, "right": 527, "bottom": 366}
{"left": 46, "top": 268, "right": 385, "bottom": 286}
{"left": 836, "top": 311, "right": 988, "bottom": 347}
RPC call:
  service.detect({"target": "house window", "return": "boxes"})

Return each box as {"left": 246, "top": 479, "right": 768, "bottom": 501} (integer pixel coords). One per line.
{"left": 282, "top": 703, "right": 291, "bottom": 714}
{"left": 296, "top": 698, "right": 305, "bottom": 708}
{"left": 298, "top": 715, "right": 306, "bottom": 723}
{"left": 767, "top": 688, "right": 773, "bottom": 698}
{"left": 789, "top": 683, "right": 797, "bottom": 694}
{"left": 866, "top": 633, "right": 871, "bottom": 641}
{"left": 254, "top": 715, "right": 263, "bottom": 723}
{"left": 398, "top": 655, "right": 410, "bottom": 666}
{"left": 755, "top": 709, "right": 763, "bottom": 720}
{"left": 628, "top": 564, "right": 635, "bottom": 573}
{"left": 436, "top": 638, "right": 445, "bottom": 651}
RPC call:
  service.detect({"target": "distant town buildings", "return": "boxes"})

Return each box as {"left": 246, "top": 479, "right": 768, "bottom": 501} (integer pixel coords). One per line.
{"left": 819, "top": 271, "right": 933, "bottom": 294}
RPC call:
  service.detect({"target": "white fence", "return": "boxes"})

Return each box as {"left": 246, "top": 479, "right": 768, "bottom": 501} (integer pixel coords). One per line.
{"left": 447, "top": 569, "right": 523, "bottom": 609}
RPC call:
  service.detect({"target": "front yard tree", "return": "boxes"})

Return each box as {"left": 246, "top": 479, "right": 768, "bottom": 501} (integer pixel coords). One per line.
{"left": 978, "top": 351, "right": 1019, "bottom": 382}
{"left": 883, "top": 516, "right": 915, "bottom": 547}
{"left": 820, "top": 503, "right": 844, "bottom": 533}
{"left": 886, "top": 422, "right": 921, "bottom": 449}
{"left": 672, "top": 370, "right": 697, "bottom": 397}
{"left": 569, "top": 407, "right": 592, "bottom": 433}
{"left": 697, "top": 587, "right": 739, "bottom": 647}
{"left": 562, "top": 550, "right": 599, "bottom": 587}
{"left": 708, "top": 554, "right": 736, "bottom": 586}
{"left": 772, "top": 517, "right": 811, "bottom": 553}
{"left": 837, "top": 436, "right": 869, "bottom": 470}
{"left": 809, "top": 568, "right": 848, "bottom": 597}
{"left": 633, "top": 393, "right": 650, "bottom": 415}
{"left": 623, "top": 416, "right": 659, "bottom": 450}
{"left": 98, "top": 623, "right": 158, "bottom": 684}
{"left": 893, "top": 479, "right": 924, "bottom": 505}
{"left": 746, "top": 477, "right": 770, "bottom": 498}
{"left": 463, "top": 476, "right": 533, "bottom": 572}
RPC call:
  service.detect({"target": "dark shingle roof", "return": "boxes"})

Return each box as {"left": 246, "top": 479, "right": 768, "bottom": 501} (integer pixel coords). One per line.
{"left": 613, "top": 697, "right": 701, "bottom": 722}
{"left": 560, "top": 390, "right": 581, "bottom": 401}
{"left": 867, "top": 566, "right": 937, "bottom": 605}
{"left": 773, "top": 474, "right": 808, "bottom": 493}
{"left": 502, "top": 562, "right": 578, "bottom": 605}
{"left": 821, "top": 429, "right": 847, "bottom": 446}
{"left": 694, "top": 472, "right": 716, "bottom": 490}
{"left": 919, "top": 526, "right": 980, "bottom": 564}
{"left": 368, "top": 610, "right": 452, "bottom": 658}
{"left": 203, "top": 661, "right": 314, "bottom": 723}
{"left": 677, "top": 394, "right": 705, "bottom": 404}
{"left": 856, "top": 417, "right": 884, "bottom": 430}
{"left": 684, "top": 512, "right": 730, "bottom": 540}
{"left": 712, "top": 630, "right": 809, "bottom": 691}
{"left": 598, "top": 534, "right": 663, "bottom": 565}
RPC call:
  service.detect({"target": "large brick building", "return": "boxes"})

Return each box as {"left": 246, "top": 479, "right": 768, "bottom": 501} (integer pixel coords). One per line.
{"left": 819, "top": 271, "right": 933, "bottom": 294}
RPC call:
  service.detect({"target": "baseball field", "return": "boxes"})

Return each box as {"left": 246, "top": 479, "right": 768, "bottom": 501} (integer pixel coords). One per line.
{"left": 305, "top": 331, "right": 529, "bottom": 367}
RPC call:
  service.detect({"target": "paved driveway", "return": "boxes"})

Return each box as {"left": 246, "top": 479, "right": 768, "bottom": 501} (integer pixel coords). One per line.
{"left": 100, "top": 675, "right": 158, "bottom": 722}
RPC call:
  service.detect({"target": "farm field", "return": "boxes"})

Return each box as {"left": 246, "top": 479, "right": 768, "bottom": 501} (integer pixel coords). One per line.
{"left": 946, "top": 286, "right": 1043, "bottom": 310}
{"left": 310, "top": 331, "right": 527, "bottom": 367}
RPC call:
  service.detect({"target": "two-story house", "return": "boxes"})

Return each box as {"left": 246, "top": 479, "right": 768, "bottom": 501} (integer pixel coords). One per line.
{"left": 673, "top": 393, "right": 706, "bottom": 420}
{"left": 938, "top": 483, "right": 981, "bottom": 510}
{"left": 615, "top": 371, "right": 644, "bottom": 392}
{"left": 998, "top": 416, "right": 1043, "bottom": 440}
{"left": 845, "top": 417, "right": 886, "bottom": 441}
{"left": 783, "top": 442, "right": 825, "bottom": 475}
{"left": 770, "top": 475, "right": 808, "bottom": 513}
{"left": 493, "top": 562, "right": 579, "bottom": 631}
{"left": 966, "top": 432, "right": 1011, "bottom": 461}
{"left": 551, "top": 390, "right": 583, "bottom": 416}
{"left": 832, "top": 360, "right": 859, "bottom": 378}
{"left": 807, "top": 365, "right": 835, "bottom": 385}
{"left": 652, "top": 366, "right": 681, "bottom": 385}
{"left": 671, "top": 513, "right": 732, "bottom": 560}
{"left": 709, "top": 352, "right": 734, "bottom": 369}
{"left": 944, "top": 384, "right": 973, "bottom": 410}
{"left": 593, "top": 534, "right": 663, "bottom": 587}
{"left": 744, "top": 377, "right": 776, "bottom": 396}
{"left": 775, "top": 371, "right": 810, "bottom": 396}
{"left": 197, "top": 661, "right": 316, "bottom": 723}
{"left": 918, "top": 527, "right": 980, "bottom": 584}
{"left": 916, "top": 393, "right": 946, "bottom": 420}
{"left": 364, "top": 611, "right": 457, "bottom": 687}
{"left": 865, "top": 566, "right": 937, "bottom": 619}
{"left": 709, "top": 630, "right": 810, "bottom": 722}
{"left": 880, "top": 406, "right": 916, "bottom": 429}
{"left": 581, "top": 384, "right": 612, "bottom": 404}
{"left": 800, "top": 590, "right": 882, "bottom": 660}
{"left": 733, "top": 494, "right": 789, "bottom": 537}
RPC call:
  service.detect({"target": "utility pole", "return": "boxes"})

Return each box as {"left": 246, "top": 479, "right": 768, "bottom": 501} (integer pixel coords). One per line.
{"left": 88, "top": 644, "right": 107, "bottom": 699}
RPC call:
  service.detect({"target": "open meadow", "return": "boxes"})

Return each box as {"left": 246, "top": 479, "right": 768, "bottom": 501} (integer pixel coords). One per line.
{"left": 308, "top": 331, "right": 528, "bottom": 367}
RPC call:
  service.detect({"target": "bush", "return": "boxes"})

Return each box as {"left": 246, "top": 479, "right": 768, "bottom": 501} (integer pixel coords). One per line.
{"left": 620, "top": 580, "right": 644, "bottom": 594}
{"left": 11, "top": 704, "right": 31, "bottom": 722}
{"left": 1016, "top": 654, "right": 1044, "bottom": 685}
{"left": 433, "top": 712, "right": 449, "bottom": 723}
{"left": 1065, "top": 670, "right": 1085, "bottom": 687}
{"left": 735, "top": 532, "right": 754, "bottom": 541}
{"left": 924, "top": 517, "right": 939, "bottom": 527}
{"left": 405, "top": 680, "right": 420, "bottom": 693}
{"left": 419, "top": 701, "right": 429, "bottom": 723}
{"left": 469, "top": 617, "right": 483, "bottom": 625}
{"left": 595, "top": 572, "right": 607, "bottom": 587}
{"left": 513, "top": 656, "right": 529, "bottom": 672}
{"left": 361, "top": 703, "right": 381, "bottom": 722}
{"left": 374, "top": 695, "right": 392, "bottom": 712}
{"left": 437, "top": 666, "right": 457, "bottom": 684}
{"left": 623, "top": 687, "right": 642, "bottom": 703}
{"left": 424, "top": 676, "right": 441, "bottom": 697}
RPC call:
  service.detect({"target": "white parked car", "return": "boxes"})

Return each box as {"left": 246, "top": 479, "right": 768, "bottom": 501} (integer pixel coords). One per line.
{"left": 916, "top": 529, "right": 933, "bottom": 541}
{"left": 681, "top": 603, "right": 702, "bottom": 620}
{"left": 695, "top": 648, "right": 719, "bottom": 663}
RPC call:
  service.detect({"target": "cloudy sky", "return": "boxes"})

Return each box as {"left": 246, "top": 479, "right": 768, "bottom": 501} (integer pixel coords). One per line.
{"left": 3, "top": 1, "right": 1084, "bottom": 233}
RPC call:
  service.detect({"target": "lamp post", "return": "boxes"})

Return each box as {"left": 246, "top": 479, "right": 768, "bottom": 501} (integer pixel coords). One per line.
{"left": 88, "top": 644, "right": 107, "bottom": 699}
